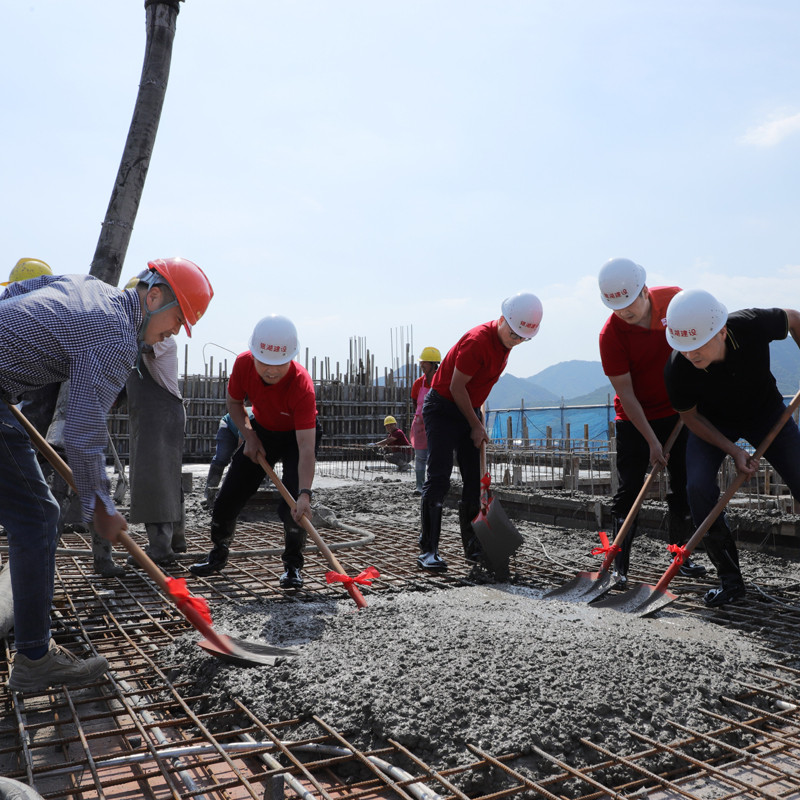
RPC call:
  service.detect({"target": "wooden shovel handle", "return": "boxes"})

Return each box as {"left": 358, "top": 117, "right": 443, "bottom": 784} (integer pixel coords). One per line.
{"left": 601, "top": 418, "right": 684, "bottom": 570}
{"left": 255, "top": 453, "right": 368, "bottom": 609}
{"left": 653, "top": 388, "right": 800, "bottom": 593}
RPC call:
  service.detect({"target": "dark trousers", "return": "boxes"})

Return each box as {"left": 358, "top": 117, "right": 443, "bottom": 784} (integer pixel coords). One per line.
{"left": 212, "top": 419, "right": 322, "bottom": 569}
{"left": 613, "top": 414, "right": 691, "bottom": 543}
{"left": 421, "top": 390, "right": 481, "bottom": 508}
{"left": 686, "top": 405, "right": 800, "bottom": 585}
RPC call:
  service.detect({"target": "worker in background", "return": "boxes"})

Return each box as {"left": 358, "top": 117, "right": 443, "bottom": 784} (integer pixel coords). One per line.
{"left": 190, "top": 315, "right": 322, "bottom": 590}
{"left": 0, "top": 257, "right": 53, "bottom": 287}
{"left": 410, "top": 346, "right": 441, "bottom": 494}
{"left": 6, "top": 260, "right": 64, "bottom": 482}
{"left": 419, "top": 292, "right": 542, "bottom": 571}
{"left": 664, "top": 289, "right": 800, "bottom": 607}
{"left": 371, "top": 415, "right": 413, "bottom": 472}
{"left": 204, "top": 407, "right": 255, "bottom": 504}
{"left": 124, "top": 275, "right": 187, "bottom": 566}
{"left": 0, "top": 258, "right": 213, "bottom": 692}
{"left": 598, "top": 257, "right": 706, "bottom": 585}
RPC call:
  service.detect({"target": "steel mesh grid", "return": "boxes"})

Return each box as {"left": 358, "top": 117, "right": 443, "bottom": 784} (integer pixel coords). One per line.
{"left": 1, "top": 517, "right": 799, "bottom": 798}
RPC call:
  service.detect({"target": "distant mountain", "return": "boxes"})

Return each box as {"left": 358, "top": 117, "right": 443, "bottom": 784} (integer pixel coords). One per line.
{"left": 567, "top": 384, "right": 616, "bottom": 406}
{"left": 770, "top": 338, "right": 800, "bottom": 395}
{"left": 488, "top": 341, "right": 800, "bottom": 411}
{"left": 528, "top": 360, "right": 609, "bottom": 398}
{"left": 486, "top": 374, "right": 559, "bottom": 408}
{"left": 489, "top": 360, "right": 613, "bottom": 409}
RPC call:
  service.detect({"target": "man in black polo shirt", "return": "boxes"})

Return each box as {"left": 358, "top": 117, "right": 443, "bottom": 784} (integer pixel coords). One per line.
{"left": 663, "top": 288, "right": 800, "bottom": 607}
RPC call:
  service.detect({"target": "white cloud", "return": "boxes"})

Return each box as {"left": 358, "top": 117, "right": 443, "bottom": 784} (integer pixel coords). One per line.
{"left": 739, "top": 111, "right": 800, "bottom": 147}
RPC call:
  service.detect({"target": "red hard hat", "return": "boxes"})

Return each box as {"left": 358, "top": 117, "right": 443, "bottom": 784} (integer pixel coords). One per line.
{"left": 146, "top": 257, "right": 213, "bottom": 337}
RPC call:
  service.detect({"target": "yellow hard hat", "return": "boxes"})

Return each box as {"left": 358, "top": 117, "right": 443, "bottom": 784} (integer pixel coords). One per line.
{"left": 419, "top": 346, "right": 441, "bottom": 362}
{"left": 7, "top": 258, "right": 53, "bottom": 284}
{"left": 384, "top": 415, "right": 397, "bottom": 426}
{"left": 124, "top": 275, "right": 140, "bottom": 289}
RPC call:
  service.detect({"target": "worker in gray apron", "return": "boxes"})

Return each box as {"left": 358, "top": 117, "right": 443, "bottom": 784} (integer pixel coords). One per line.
{"left": 126, "top": 337, "right": 186, "bottom": 565}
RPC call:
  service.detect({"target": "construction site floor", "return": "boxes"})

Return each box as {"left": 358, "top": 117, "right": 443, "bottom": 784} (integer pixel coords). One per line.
{"left": 2, "top": 474, "right": 800, "bottom": 799}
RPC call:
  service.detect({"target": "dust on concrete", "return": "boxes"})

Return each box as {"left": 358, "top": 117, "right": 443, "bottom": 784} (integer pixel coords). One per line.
{"left": 166, "top": 582, "right": 767, "bottom": 786}
{"left": 160, "top": 471, "right": 799, "bottom": 787}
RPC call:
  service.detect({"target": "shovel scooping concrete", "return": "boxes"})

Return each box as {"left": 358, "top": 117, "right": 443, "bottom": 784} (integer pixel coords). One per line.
{"left": 255, "top": 453, "right": 372, "bottom": 609}
{"left": 543, "top": 420, "right": 683, "bottom": 603}
{"left": 594, "top": 388, "right": 800, "bottom": 617}
{"left": 471, "top": 441, "right": 523, "bottom": 578}
{"left": 7, "top": 402, "right": 295, "bottom": 667}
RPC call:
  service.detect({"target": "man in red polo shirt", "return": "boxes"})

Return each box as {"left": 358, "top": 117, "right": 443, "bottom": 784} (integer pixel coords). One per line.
{"left": 598, "top": 257, "right": 706, "bottom": 583}
{"left": 418, "top": 292, "right": 543, "bottom": 572}
{"left": 190, "top": 315, "right": 321, "bottom": 589}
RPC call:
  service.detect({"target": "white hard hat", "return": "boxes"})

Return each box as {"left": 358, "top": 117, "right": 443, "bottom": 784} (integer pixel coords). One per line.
{"left": 598, "top": 257, "right": 647, "bottom": 310}
{"left": 249, "top": 315, "right": 299, "bottom": 365}
{"left": 665, "top": 289, "right": 728, "bottom": 351}
{"left": 501, "top": 292, "right": 543, "bottom": 339}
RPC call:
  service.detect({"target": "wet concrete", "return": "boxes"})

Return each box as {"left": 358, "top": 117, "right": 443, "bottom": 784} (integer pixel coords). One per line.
{"left": 160, "top": 475, "right": 800, "bottom": 788}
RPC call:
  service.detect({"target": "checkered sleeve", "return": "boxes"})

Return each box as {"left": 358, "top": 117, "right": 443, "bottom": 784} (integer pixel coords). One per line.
{"left": 64, "top": 350, "right": 131, "bottom": 521}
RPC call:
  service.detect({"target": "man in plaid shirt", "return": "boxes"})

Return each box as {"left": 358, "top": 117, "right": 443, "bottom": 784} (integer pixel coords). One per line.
{"left": 0, "top": 258, "right": 213, "bottom": 692}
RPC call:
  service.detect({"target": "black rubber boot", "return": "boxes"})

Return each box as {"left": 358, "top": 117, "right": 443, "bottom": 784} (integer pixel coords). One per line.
{"left": 703, "top": 519, "right": 745, "bottom": 607}
{"left": 612, "top": 515, "right": 636, "bottom": 585}
{"left": 418, "top": 498, "right": 447, "bottom": 570}
{"left": 418, "top": 497, "right": 430, "bottom": 554}
{"left": 457, "top": 501, "right": 483, "bottom": 563}
{"left": 280, "top": 522, "right": 307, "bottom": 588}
{"left": 667, "top": 508, "right": 707, "bottom": 578}
{"left": 189, "top": 519, "right": 235, "bottom": 576}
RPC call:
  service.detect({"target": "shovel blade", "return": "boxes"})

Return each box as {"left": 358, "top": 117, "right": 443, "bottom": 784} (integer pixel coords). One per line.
{"left": 543, "top": 569, "right": 619, "bottom": 603}
{"left": 198, "top": 634, "right": 299, "bottom": 667}
{"left": 591, "top": 582, "right": 677, "bottom": 616}
{"left": 471, "top": 498, "right": 524, "bottom": 575}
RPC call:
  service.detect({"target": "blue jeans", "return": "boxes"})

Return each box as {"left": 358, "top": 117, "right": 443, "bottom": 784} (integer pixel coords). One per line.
{"left": 0, "top": 403, "right": 61, "bottom": 651}
{"left": 686, "top": 404, "right": 800, "bottom": 524}
{"left": 211, "top": 424, "right": 239, "bottom": 469}
{"left": 686, "top": 404, "right": 800, "bottom": 587}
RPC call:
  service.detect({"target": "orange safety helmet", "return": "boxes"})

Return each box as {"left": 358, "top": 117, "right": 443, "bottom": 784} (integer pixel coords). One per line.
{"left": 145, "top": 257, "right": 213, "bottom": 337}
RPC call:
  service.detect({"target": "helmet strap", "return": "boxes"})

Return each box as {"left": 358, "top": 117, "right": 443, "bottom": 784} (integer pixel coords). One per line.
{"left": 136, "top": 277, "right": 178, "bottom": 373}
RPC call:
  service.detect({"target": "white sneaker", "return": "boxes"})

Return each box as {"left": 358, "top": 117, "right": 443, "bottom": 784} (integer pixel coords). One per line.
{"left": 9, "top": 640, "right": 109, "bottom": 692}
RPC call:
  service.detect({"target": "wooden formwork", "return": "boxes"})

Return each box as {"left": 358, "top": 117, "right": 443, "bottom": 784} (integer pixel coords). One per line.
{"left": 107, "top": 361, "right": 421, "bottom": 460}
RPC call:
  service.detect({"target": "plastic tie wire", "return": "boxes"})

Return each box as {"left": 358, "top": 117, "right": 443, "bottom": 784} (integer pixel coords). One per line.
{"left": 326, "top": 566, "right": 381, "bottom": 588}
{"left": 667, "top": 543, "right": 689, "bottom": 565}
{"left": 166, "top": 577, "right": 213, "bottom": 624}
{"left": 479, "top": 471, "right": 491, "bottom": 509}
{"left": 591, "top": 530, "right": 620, "bottom": 558}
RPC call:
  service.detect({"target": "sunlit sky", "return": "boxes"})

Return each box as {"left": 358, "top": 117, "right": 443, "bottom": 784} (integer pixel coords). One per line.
{"left": 4, "top": 1, "right": 800, "bottom": 379}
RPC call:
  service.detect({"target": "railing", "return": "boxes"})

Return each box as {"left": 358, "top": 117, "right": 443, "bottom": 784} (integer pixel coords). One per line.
{"left": 316, "top": 438, "right": 798, "bottom": 512}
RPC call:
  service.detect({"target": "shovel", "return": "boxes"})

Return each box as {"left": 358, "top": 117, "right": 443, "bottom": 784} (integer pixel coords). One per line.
{"left": 543, "top": 419, "right": 684, "bottom": 603}
{"left": 106, "top": 429, "right": 129, "bottom": 504}
{"left": 7, "top": 402, "right": 295, "bottom": 667}
{"left": 594, "top": 388, "right": 800, "bottom": 617}
{"left": 255, "top": 453, "right": 371, "bottom": 609}
{"left": 471, "top": 439, "right": 524, "bottom": 577}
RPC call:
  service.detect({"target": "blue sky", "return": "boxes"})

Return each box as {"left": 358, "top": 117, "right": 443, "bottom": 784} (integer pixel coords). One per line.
{"left": 3, "top": 1, "right": 800, "bottom": 379}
